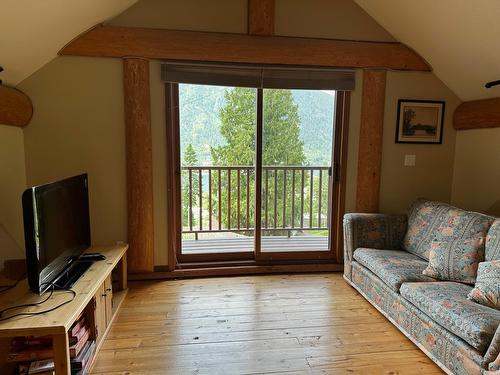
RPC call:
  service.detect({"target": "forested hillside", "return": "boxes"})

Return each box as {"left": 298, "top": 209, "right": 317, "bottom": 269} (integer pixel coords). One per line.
{"left": 179, "top": 84, "right": 335, "bottom": 166}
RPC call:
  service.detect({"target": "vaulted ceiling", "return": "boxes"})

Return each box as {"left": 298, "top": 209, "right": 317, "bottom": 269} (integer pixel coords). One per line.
{"left": 0, "top": 0, "right": 137, "bottom": 86}
{"left": 1, "top": 0, "right": 499, "bottom": 102}
{"left": 354, "top": 0, "right": 500, "bottom": 101}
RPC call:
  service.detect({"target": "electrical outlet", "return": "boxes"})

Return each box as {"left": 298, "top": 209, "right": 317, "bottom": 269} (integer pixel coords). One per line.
{"left": 404, "top": 154, "right": 416, "bottom": 167}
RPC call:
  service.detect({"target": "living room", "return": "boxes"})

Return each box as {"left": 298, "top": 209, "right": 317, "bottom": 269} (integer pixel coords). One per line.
{"left": 0, "top": 0, "right": 499, "bottom": 374}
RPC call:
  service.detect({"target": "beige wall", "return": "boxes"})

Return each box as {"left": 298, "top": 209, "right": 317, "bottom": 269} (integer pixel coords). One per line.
{"left": 0, "top": 125, "right": 26, "bottom": 265}
{"left": 378, "top": 71, "right": 460, "bottom": 214}
{"left": 451, "top": 128, "right": 500, "bottom": 217}
{"left": 19, "top": 57, "right": 128, "bottom": 256}
{"left": 18, "top": 0, "right": 462, "bottom": 266}
{"left": 109, "top": 0, "right": 247, "bottom": 33}
{"left": 275, "top": 0, "right": 395, "bottom": 41}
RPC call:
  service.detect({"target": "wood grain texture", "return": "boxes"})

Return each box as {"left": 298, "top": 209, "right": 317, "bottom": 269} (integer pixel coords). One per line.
{"left": 60, "top": 26, "right": 431, "bottom": 72}
{"left": 90, "top": 273, "right": 443, "bottom": 374}
{"left": 53, "top": 333, "right": 71, "bottom": 375}
{"left": 356, "top": 70, "right": 387, "bottom": 213}
{"left": 132, "top": 263, "right": 343, "bottom": 280}
{"left": 0, "top": 245, "right": 127, "bottom": 337}
{"left": 453, "top": 97, "right": 500, "bottom": 130}
{"left": 333, "top": 91, "right": 351, "bottom": 263}
{"left": 0, "top": 85, "right": 33, "bottom": 127}
{"left": 164, "top": 83, "right": 180, "bottom": 271}
{"left": 123, "top": 58, "right": 154, "bottom": 274}
{"left": 248, "top": 0, "right": 274, "bottom": 36}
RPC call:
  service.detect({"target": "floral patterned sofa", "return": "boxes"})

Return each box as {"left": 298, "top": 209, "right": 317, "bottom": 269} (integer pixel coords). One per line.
{"left": 343, "top": 199, "right": 500, "bottom": 375}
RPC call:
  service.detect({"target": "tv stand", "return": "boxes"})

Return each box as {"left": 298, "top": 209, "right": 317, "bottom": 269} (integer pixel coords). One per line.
{"left": 0, "top": 244, "right": 128, "bottom": 375}
{"left": 53, "top": 261, "right": 93, "bottom": 290}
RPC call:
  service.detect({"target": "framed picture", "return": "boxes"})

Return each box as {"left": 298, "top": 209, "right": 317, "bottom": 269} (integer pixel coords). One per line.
{"left": 395, "top": 99, "right": 445, "bottom": 144}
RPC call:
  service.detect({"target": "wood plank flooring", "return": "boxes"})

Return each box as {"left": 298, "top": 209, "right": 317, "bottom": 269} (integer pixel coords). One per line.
{"left": 91, "top": 273, "right": 443, "bottom": 375}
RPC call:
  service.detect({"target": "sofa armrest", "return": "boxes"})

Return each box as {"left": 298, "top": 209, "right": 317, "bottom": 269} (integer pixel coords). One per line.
{"left": 485, "top": 325, "right": 500, "bottom": 372}
{"left": 343, "top": 213, "right": 407, "bottom": 280}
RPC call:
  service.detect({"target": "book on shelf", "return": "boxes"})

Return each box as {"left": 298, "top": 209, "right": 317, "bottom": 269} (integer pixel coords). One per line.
{"left": 68, "top": 316, "right": 86, "bottom": 337}
{"left": 17, "top": 359, "right": 55, "bottom": 374}
{"left": 71, "top": 340, "right": 95, "bottom": 372}
{"left": 6, "top": 347, "right": 53, "bottom": 363}
{"left": 11, "top": 336, "right": 52, "bottom": 351}
{"left": 69, "top": 328, "right": 90, "bottom": 358}
{"left": 69, "top": 324, "right": 89, "bottom": 346}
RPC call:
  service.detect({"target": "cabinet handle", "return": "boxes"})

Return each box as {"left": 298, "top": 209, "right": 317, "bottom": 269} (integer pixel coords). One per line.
{"left": 102, "top": 293, "right": 107, "bottom": 297}
{"left": 106, "top": 288, "right": 112, "bottom": 292}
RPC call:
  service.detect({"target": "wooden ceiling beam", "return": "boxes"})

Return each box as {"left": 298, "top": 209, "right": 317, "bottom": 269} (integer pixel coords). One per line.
{"left": 59, "top": 26, "right": 431, "bottom": 72}
{"left": 248, "top": 0, "right": 275, "bottom": 36}
{"left": 453, "top": 97, "right": 500, "bottom": 130}
{"left": 0, "top": 85, "right": 33, "bottom": 127}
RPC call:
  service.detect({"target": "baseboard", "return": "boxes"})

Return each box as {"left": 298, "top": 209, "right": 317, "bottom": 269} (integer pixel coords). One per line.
{"left": 130, "top": 263, "right": 343, "bottom": 280}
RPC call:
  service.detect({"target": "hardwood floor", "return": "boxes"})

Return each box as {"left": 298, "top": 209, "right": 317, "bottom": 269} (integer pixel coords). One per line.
{"left": 91, "top": 273, "right": 443, "bottom": 374}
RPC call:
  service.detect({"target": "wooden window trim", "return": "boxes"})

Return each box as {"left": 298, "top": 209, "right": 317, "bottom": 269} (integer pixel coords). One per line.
{"left": 164, "top": 85, "right": 351, "bottom": 269}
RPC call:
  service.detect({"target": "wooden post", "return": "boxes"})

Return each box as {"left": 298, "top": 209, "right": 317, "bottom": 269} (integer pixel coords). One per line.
{"left": 123, "top": 58, "right": 154, "bottom": 273}
{"left": 116, "top": 252, "right": 128, "bottom": 290}
{"left": 356, "top": 70, "right": 386, "bottom": 213}
{"left": 248, "top": 0, "right": 275, "bottom": 36}
{"left": 52, "top": 333, "right": 70, "bottom": 375}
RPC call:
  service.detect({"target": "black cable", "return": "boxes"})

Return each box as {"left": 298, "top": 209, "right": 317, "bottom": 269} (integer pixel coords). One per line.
{"left": 0, "top": 282, "right": 77, "bottom": 322}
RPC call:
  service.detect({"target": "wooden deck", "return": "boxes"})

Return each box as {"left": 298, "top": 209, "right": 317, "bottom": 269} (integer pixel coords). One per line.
{"left": 182, "top": 236, "right": 329, "bottom": 254}
{"left": 91, "top": 273, "right": 443, "bottom": 374}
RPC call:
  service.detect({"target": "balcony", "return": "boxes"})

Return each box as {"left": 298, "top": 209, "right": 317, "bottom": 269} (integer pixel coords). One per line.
{"left": 181, "top": 165, "right": 330, "bottom": 254}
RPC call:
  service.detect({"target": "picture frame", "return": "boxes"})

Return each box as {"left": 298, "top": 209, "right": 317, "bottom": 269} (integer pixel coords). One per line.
{"left": 395, "top": 99, "right": 445, "bottom": 144}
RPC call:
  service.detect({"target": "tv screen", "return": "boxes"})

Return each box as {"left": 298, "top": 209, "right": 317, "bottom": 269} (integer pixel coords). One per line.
{"left": 23, "top": 174, "right": 91, "bottom": 294}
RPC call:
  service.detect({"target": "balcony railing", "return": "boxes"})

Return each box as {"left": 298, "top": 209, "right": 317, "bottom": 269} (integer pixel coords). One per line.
{"left": 181, "top": 166, "right": 330, "bottom": 236}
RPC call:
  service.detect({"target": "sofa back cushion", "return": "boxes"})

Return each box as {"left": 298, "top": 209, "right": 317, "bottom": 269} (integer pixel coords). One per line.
{"left": 486, "top": 219, "right": 500, "bottom": 261}
{"left": 403, "top": 199, "right": 494, "bottom": 260}
{"left": 402, "top": 199, "right": 452, "bottom": 259}
{"left": 423, "top": 238, "right": 485, "bottom": 284}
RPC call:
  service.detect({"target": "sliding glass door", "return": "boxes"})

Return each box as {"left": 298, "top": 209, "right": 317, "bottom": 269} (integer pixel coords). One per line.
{"left": 179, "top": 84, "right": 257, "bottom": 260}
{"left": 258, "top": 89, "right": 336, "bottom": 258}
{"left": 169, "top": 81, "right": 347, "bottom": 264}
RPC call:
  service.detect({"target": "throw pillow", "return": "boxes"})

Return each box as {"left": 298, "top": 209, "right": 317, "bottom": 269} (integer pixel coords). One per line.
{"left": 468, "top": 260, "right": 500, "bottom": 309}
{"left": 422, "top": 238, "right": 485, "bottom": 284}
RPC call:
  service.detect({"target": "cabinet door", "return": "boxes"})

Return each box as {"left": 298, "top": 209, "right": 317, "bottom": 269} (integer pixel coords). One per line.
{"left": 104, "top": 275, "right": 113, "bottom": 326}
{"left": 94, "top": 283, "right": 107, "bottom": 345}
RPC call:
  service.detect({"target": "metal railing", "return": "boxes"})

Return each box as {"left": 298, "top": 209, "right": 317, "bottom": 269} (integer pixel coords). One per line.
{"left": 181, "top": 166, "right": 330, "bottom": 235}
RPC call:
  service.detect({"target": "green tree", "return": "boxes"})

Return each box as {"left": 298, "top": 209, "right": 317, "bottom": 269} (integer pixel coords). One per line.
{"left": 211, "top": 88, "right": 306, "bottom": 233}
{"left": 182, "top": 144, "right": 199, "bottom": 228}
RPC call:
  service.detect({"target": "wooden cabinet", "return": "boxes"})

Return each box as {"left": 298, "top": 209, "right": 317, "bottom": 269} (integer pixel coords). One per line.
{"left": 94, "top": 275, "right": 113, "bottom": 344}
{"left": 104, "top": 275, "right": 113, "bottom": 326}
{"left": 0, "top": 245, "right": 128, "bottom": 375}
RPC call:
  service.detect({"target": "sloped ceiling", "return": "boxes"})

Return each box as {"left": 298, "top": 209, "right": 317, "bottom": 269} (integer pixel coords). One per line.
{"left": 355, "top": 0, "right": 500, "bottom": 101}
{"left": 0, "top": 0, "right": 138, "bottom": 86}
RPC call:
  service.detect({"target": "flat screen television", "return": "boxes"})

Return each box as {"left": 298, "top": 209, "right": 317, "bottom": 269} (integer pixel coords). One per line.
{"left": 22, "top": 174, "right": 91, "bottom": 294}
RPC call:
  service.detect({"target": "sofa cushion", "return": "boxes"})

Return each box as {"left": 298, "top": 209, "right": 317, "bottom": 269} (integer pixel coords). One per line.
{"left": 353, "top": 248, "right": 435, "bottom": 292}
{"left": 423, "top": 238, "right": 486, "bottom": 284}
{"left": 402, "top": 199, "right": 453, "bottom": 259}
{"left": 486, "top": 219, "right": 500, "bottom": 261}
{"left": 400, "top": 282, "right": 500, "bottom": 352}
{"left": 402, "top": 199, "right": 494, "bottom": 261}
{"left": 468, "top": 260, "right": 500, "bottom": 310}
